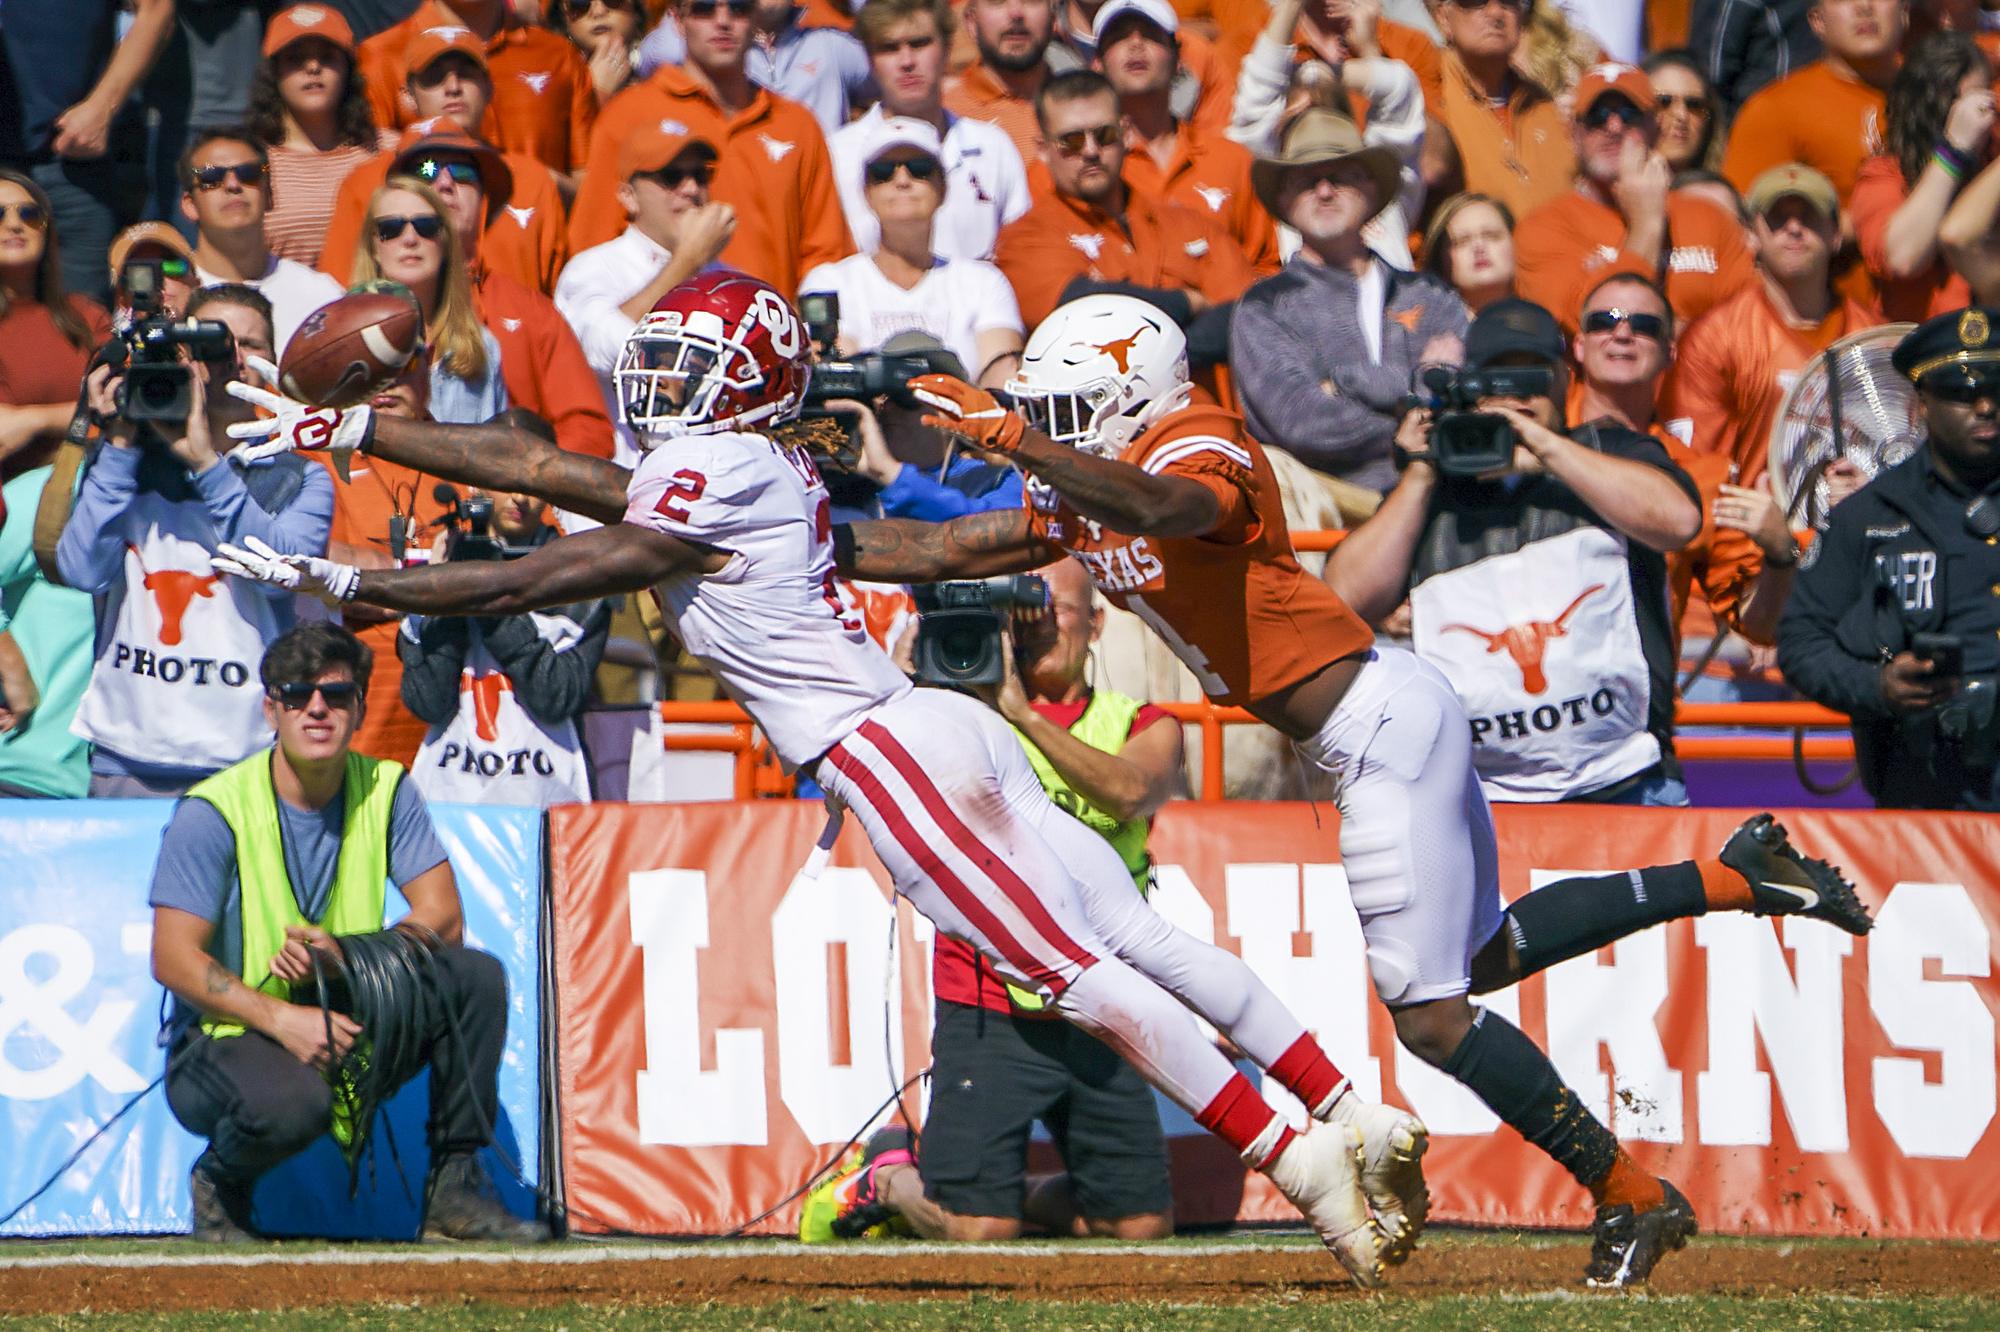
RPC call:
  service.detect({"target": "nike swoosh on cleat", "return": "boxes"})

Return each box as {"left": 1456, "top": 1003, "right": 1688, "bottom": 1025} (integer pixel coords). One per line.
{"left": 1762, "top": 880, "right": 1820, "bottom": 910}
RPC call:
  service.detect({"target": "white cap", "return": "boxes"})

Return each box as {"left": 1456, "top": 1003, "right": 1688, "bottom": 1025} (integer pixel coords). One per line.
{"left": 1091, "top": 0, "right": 1178, "bottom": 45}
{"left": 856, "top": 115, "right": 945, "bottom": 186}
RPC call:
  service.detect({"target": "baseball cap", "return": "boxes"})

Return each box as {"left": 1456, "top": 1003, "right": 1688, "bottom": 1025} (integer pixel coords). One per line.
{"left": 392, "top": 120, "right": 513, "bottom": 204}
{"left": 263, "top": 4, "right": 355, "bottom": 57}
{"left": 108, "top": 222, "right": 194, "bottom": 282}
{"left": 1573, "top": 62, "right": 1657, "bottom": 117}
{"left": 1465, "top": 298, "right": 1567, "bottom": 368}
{"left": 618, "top": 119, "right": 719, "bottom": 181}
{"left": 1746, "top": 163, "right": 1840, "bottom": 223}
{"left": 854, "top": 115, "right": 944, "bottom": 184}
{"left": 1092, "top": 0, "right": 1178, "bottom": 44}
{"left": 405, "top": 23, "right": 488, "bottom": 77}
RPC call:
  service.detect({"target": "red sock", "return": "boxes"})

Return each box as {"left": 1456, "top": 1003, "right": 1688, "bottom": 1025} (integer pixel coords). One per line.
{"left": 1196, "top": 1072, "right": 1296, "bottom": 1169}
{"left": 1589, "top": 1150, "right": 1666, "bottom": 1213}
{"left": 1268, "top": 1033, "right": 1349, "bottom": 1115}
{"left": 1698, "top": 858, "right": 1756, "bottom": 913}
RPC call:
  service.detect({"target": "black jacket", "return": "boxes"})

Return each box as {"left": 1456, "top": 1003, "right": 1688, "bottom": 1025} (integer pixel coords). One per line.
{"left": 1689, "top": 0, "right": 1822, "bottom": 120}
{"left": 1777, "top": 448, "right": 2000, "bottom": 808}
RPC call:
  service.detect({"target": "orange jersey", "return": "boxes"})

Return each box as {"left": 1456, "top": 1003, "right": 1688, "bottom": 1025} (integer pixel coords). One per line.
{"left": 357, "top": 2, "right": 597, "bottom": 174}
{"left": 995, "top": 182, "right": 1255, "bottom": 329}
{"left": 1660, "top": 279, "right": 1884, "bottom": 488}
{"left": 569, "top": 65, "right": 851, "bottom": 295}
{"left": 1437, "top": 50, "right": 1575, "bottom": 220}
{"left": 1120, "top": 120, "right": 1281, "bottom": 275}
{"left": 1516, "top": 188, "right": 1756, "bottom": 332}
{"left": 319, "top": 145, "right": 569, "bottom": 294}
{"left": 1851, "top": 152, "right": 1971, "bottom": 323}
{"left": 473, "top": 268, "right": 615, "bottom": 459}
{"left": 943, "top": 61, "right": 1045, "bottom": 166}
{"left": 1026, "top": 404, "right": 1375, "bottom": 706}
{"left": 1659, "top": 433, "right": 1766, "bottom": 648}
{"left": 1722, "top": 60, "right": 1886, "bottom": 203}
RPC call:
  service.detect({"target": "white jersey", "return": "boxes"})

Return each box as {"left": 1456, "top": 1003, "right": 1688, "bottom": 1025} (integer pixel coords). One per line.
{"left": 623, "top": 430, "right": 911, "bottom": 766}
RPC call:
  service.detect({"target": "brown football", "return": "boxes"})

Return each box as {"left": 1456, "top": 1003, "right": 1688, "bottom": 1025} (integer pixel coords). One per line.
{"left": 278, "top": 293, "right": 423, "bottom": 408}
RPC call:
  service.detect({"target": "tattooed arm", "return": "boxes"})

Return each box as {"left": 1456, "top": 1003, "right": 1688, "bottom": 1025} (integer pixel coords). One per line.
{"left": 1005, "top": 429, "right": 1221, "bottom": 538}
{"left": 837, "top": 508, "right": 1065, "bottom": 582}
{"left": 152, "top": 907, "right": 363, "bottom": 1070}
{"left": 347, "top": 522, "right": 710, "bottom": 617}
{"left": 367, "top": 415, "right": 633, "bottom": 525}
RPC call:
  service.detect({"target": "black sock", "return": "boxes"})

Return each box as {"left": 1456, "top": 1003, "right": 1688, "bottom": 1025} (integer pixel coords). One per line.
{"left": 1439, "top": 1009, "right": 1618, "bottom": 1191}
{"left": 1503, "top": 862, "right": 1707, "bottom": 979}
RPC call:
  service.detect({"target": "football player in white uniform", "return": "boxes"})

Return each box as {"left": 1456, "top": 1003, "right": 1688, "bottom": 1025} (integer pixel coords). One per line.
{"left": 213, "top": 271, "right": 1397, "bottom": 1283}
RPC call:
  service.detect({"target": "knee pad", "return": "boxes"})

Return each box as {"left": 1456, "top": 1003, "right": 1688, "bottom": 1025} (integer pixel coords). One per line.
{"left": 1339, "top": 792, "right": 1414, "bottom": 917}
{"left": 1363, "top": 933, "right": 1422, "bottom": 1006}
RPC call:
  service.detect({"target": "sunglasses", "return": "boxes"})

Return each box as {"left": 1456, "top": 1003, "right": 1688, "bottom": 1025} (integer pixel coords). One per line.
{"left": 1654, "top": 93, "right": 1709, "bottom": 113}
{"left": 866, "top": 154, "right": 942, "bottom": 184}
{"left": 269, "top": 681, "right": 361, "bottom": 710}
{"left": 414, "top": 157, "right": 481, "bottom": 186}
{"left": 0, "top": 201, "right": 46, "bottom": 230}
{"left": 639, "top": 161, "right": 714, "bottom": 188}
{"left": 684, "top": 0, "right": 754, "bottom": 16}
{"left": 1444, "top": 0, "right": 1529, "bottom": 11}
{"left": 1581, "top": 308, "right": 1668, "bottom": 340}
{"left": 1053, "top": 124, "right": 1121, "bottom": 155}
{"left": 192, "top": 161, "right": 266, "bottom": 190}
{"left": 1581, "top": 99, "right": 1649, "bottom": 131}
{"left": 563, "top": 0, "right": 636, "bottom": 13}
{"left": 375, "top": 213, "right": 445, "bottom": 242}
{"left": 1922, "top": 374, "right": 2000, "bottom": 403}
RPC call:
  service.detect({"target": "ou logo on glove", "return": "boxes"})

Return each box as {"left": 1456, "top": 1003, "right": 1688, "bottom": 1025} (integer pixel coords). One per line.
{"left": 292, "top": 413, "right": 336, "bottom": 450}
{"left": 0, "top": 925, "right": 147, "bottom": 1101}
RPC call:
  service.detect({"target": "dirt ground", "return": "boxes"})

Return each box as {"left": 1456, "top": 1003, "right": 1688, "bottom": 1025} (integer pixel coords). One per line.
{"left": 2, "top": 1237, "right": 1997, "bottom": 1316}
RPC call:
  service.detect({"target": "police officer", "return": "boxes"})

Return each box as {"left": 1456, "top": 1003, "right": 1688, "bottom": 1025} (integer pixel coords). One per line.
{"left": 1778, "top": 307, "right": 2000, "bottom": 809}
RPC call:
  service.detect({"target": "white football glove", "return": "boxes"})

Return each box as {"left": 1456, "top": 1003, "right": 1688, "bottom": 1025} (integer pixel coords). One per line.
{"left": 227, "top": 360, "right": 373, "bottom": 480}
{"left": 212, "top": 536, "right": 361, "bottom": 605}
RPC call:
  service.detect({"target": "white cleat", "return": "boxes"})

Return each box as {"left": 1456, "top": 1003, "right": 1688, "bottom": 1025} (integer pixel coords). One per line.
{"left": 1264, "top": 1121, "right": 1387, "bottom": 1288}
{"left": 1322, "top": 1095, "right": 1430, "bottom": 1264}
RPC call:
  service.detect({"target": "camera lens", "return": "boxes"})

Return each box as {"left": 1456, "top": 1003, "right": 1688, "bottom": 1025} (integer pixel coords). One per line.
{"left": 937, "top": 623, "right": 988, "bottom": 674}
{"left": 139, "top": 376, "right": 177, "bottom": 409}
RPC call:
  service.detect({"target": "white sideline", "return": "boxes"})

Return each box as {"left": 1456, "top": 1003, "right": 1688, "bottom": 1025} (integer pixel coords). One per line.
{"left": 0, "top": 1240, "right": 1314, "bottom": 1271}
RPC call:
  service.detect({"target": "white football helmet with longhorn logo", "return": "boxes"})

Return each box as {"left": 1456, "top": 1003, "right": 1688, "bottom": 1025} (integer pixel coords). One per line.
{"left": 1005, "top": 294, "right": 1192, "bottom": 457}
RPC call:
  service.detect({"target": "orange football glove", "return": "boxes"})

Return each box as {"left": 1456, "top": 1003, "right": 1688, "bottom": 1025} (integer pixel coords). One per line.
{"left": 909, "top": 373, "right": 1026, "bottom": 454}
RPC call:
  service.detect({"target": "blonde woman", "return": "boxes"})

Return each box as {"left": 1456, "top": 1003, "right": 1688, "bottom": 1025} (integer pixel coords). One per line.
{"left": 352, "top": 177, "right": 507, "bottom": 424}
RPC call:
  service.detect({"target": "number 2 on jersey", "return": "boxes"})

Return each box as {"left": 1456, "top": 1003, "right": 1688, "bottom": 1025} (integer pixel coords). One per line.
{"left": 654, "top": 469, "right": 708, "bottom": 522}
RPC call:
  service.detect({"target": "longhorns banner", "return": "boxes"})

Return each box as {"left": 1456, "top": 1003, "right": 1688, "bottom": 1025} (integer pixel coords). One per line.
{"left": 547, "top": 802, "right": 2000, "bottom": 1240}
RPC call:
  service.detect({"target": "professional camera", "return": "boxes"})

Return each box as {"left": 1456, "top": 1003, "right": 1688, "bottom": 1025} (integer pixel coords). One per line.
{"left": 432, "top": 483, "right": 522, "bottom": 562}
{"left": 1415, "top": 364, "right": 1555, "bottom": 477}
{"left": 797, "top": 293, "right": 934, "bottom": 412}
{"left": 106, "top": 258, "right": 235, "bottom": 423}
{"left": 911, "top": 576, "right": 1050, "bottom": 687}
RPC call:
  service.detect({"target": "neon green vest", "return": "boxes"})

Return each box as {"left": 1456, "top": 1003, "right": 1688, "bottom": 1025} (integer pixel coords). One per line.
{"left": 189, "top": 749, "right": 402, "bottom": 1041}
{"left": 1004, "top": 689, "right": 1155, "bottom": 1012}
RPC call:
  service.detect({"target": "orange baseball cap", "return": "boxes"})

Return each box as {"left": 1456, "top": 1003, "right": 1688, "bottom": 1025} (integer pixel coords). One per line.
{"left": 107, "top": 222, "right": 194, "bottom": 282}
{"left": 405, "top": 23, "right": 489, "bottom": 77}
{"left": 618, "top": 118, "right": 719, "bottom": 181}
{"left": 1573, "top": 62, "right": 1657, "bottom": 116}
{"left": 262, "top": 3, "right": 356, "bottom": 57}
{"left": 392, "top": 120, "right": 514, "bottom": 205}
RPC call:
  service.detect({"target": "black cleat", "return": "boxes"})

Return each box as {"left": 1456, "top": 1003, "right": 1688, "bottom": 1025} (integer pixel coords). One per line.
{"left": 1720, "top": 814, "right": 1873, "bottom": 936}
{"left": 189, "top": 1153, "right": 259, "bottom": 1243}
{"left": 1583, "top": 1178, "right": 1697, "bottom": 1288}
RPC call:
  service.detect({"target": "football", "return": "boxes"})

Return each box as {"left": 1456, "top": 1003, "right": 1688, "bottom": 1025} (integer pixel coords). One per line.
{"left": 278, "top": 293, "right": 423, "bottom": 409}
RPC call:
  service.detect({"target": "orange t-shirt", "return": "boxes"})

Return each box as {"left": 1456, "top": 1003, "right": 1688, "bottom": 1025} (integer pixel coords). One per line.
{"left": 1660, "top": 279, "right": 1885, "bottom": 487}
{"left": 1437, "top": 51, "right": 1575, "bottom": 221}
{"left": 1851, "top": 152, "right": 1971, "bottom": 323}
{"left": 318, "top": 144, "right": 569, "bottom": 295}
{"left": 569, "top": 65, "right": 851, "bottom": 296}
{"left": 943, "top": 61, "right": 1044, "bottom": 167}
{"left": 472, "top": 267, "right": 615, "bottom": 459}
{"left": 357, "top": 2, "right": 597, "bottom": 174}
{"left": 994, "top": 181, "right": 1256, "bottom": 329}
{"left": 1515, "top": 188, "right": 1756, "bottom": 332}
{"left": 1722, "top": 60, "right": 1887, "bottom": 205}
{"left": 322, "top": 452, "right": 457, "bottom": 767}
{"left": 1120, "top": 120, "right": 1280, "bottom": 275}
{"left": 1027, "top": 403, "right": 1375, "bottom": 706}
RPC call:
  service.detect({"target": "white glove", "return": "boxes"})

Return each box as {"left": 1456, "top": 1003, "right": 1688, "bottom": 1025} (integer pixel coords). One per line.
{"left": 227, "top": 362, "right": 373, "bottom": 480}
{"left": 212, "top": 536, "right": 361, "bottom": 605}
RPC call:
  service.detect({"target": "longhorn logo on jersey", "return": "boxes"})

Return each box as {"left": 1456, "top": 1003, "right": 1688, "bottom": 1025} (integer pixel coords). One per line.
{"left": 1440, "top": 584, "right": 1606, "bottom": 693}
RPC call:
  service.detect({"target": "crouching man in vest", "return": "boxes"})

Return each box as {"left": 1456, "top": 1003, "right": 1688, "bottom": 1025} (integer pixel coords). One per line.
{"left": 806, "top": 559, "right": 1187, "bottom": 1241}
{"left": 147, "top": 622, "right": 545, "bottom": 1244}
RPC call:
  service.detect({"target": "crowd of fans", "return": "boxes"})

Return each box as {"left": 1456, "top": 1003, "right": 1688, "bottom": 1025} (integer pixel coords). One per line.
{"left": 2, "top": 0, "right": 1999, "bottom": 812}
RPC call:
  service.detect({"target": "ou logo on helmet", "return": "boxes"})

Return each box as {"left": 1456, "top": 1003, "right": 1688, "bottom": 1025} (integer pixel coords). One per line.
{"left": 753, "top": 290, "right": 803, "bottom": 358}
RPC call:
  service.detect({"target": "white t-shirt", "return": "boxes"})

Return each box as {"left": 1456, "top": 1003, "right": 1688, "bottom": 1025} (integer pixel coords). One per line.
{"left": 828, "top": 107, "right": 1031, "bottom": 261}
{"left": 798, "top": 253, "right": 1022, "bottom": 379}
{"left": 622, "top": 430, "right": 911, "bottom": 766}
{"left": 198, "top": 255, "right": 345, "bottom": 357}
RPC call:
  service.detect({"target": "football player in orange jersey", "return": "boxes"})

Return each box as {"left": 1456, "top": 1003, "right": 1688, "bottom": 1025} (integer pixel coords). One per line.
{"left": 892, "top": 292, "right": 1873, "bottom": 1287}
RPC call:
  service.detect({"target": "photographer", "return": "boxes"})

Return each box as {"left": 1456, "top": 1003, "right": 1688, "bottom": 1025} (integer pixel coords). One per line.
{"left": 57, "top": 314, "right": 333, "bottom": 798}
{"left": 1778, "top": 307, "right": 2000, "bottom": 810}
{"left": 813, "top": 559, "right": 1184, "bottom": 1243}
{"left": 1323, "top": 297, "right": 1703, "bottom": 805}
{"left": 398, "top": 483, "right": 610, "bottom": 807}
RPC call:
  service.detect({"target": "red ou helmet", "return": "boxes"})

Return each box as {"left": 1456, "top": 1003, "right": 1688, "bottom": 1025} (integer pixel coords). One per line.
{"left": 613, "top": 270, "right": 812, "bottom": 442}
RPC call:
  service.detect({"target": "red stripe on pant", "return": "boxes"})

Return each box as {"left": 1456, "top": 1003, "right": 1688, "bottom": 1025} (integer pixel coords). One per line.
{"left": 826, "top": 740, "right": 1076, "bottom": 994}
{"left": 859, "top": 719, "right": 1097, "bottom": 976}
{"left": 1197, "top": 1071, "right": 1294, "bottom": 1168}
{"left": 1269, "top": 1033, "right": 1347, "bottom": 1113}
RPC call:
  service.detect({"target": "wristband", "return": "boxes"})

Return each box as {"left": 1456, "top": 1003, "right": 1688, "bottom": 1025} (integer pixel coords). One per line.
{"left": 1935, "top": 140, "right": 1976, "bottom": 181}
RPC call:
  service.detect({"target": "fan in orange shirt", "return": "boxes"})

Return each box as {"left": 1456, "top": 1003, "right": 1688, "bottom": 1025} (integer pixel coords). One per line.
{"left": 358, "top": 0, "right": 596, "bottom": 181}
{"left": 1432, "top": 0, "right": 1575, "bottom": 220}
{"left": 1516, "top": 62, "right": 1754, "bottom": 333}
{"left": 1664, "top": 164, "right": 1886, "bottom": 490}
{"left": 567, "top": 0, "right": 851, "bottom": 294}
{"left": 1096, "top": 0, "right": 1279, "bottom": 273}
{"left": 944, "top": 0, "right": 1059, "bottom": 164}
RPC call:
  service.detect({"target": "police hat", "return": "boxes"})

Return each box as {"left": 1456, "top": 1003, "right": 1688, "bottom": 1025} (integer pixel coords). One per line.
{"left": 1465, "top": 298, "right": 1567, "bottom": 368}
{"left": 1892, "top": 307, "right": 2000, "bottom": 389}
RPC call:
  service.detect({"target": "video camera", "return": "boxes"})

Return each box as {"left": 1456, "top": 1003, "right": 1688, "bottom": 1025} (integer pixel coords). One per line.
{"left": 797, "top": 293, "right": 933, "bottom": 411}
{"left": 105, "top": 258, "right": 235, "bottom": 423}
{"left": 1415, "top": 364, "right": 1555, "bottom": 477}
{"left": 911, "top": 576, "right": 1050, "bottom": 687}
{"left": 432, "top": 484, "right": 524, "bottom": 562}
